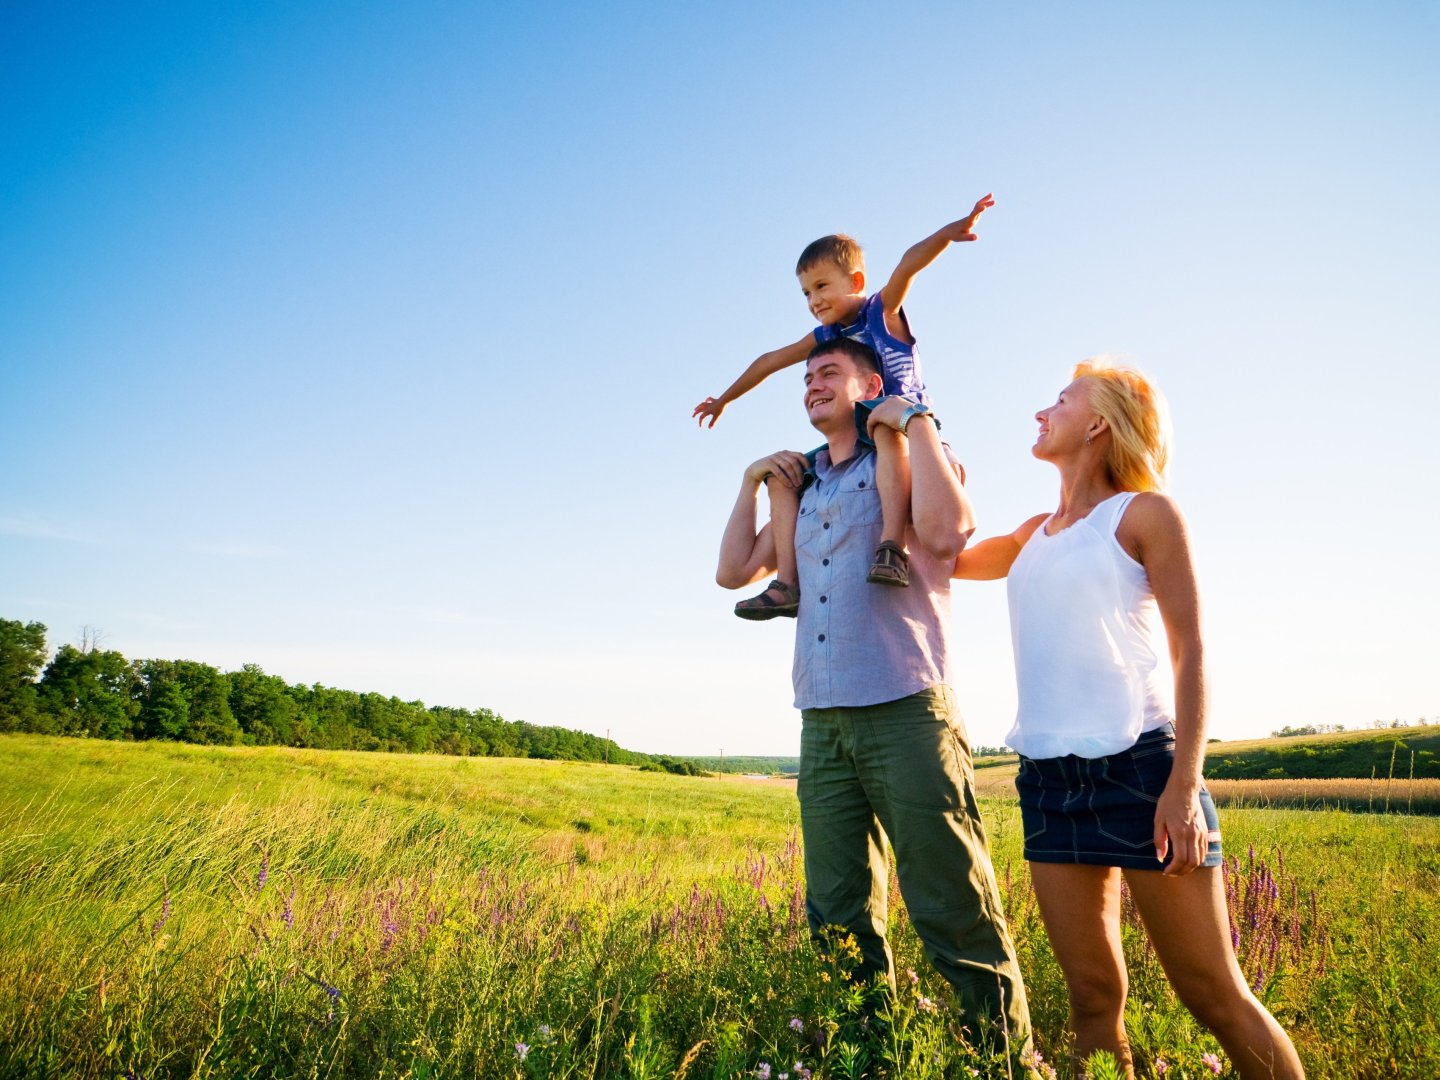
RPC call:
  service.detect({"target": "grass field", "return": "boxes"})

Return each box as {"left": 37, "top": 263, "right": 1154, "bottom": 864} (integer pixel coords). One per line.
{"left": 2, "top": 735, "right": 1438, "bottom": 1078}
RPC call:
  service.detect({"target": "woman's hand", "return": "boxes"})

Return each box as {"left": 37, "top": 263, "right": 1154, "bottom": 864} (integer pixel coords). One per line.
{"left": 1154, "top": 779, "right": 1209, "bottom": 876}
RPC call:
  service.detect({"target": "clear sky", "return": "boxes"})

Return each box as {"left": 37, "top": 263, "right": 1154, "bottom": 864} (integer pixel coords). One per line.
{"left": 3, "top": 2, "right": 1436, "bottom": 756}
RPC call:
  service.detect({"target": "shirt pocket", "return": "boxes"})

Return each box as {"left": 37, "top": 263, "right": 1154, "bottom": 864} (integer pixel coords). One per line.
{"left": 795, "top": 498, "right": 821, "bottom": 547}
{"left": 836, "top": 473, "right": 883, "bottom": 526}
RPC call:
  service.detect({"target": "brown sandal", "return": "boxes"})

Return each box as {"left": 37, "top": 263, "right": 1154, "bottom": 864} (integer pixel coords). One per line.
{"left": 866, "top": 541, "right": 910, "bottom": 587}
{"left": 734, "top": 579, "right": 800, "bottom": 620}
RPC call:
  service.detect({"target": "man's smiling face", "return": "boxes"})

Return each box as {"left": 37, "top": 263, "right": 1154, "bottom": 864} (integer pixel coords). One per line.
{"left": 803, "top": 348, "right": 881, "bottom": 433}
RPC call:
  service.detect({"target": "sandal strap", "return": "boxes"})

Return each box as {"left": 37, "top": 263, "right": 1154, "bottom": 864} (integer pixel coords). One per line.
{"left": 739, "top": 580, "right": 799, "bottom": 608}
{"left": 872, "top": 542, "right": 909, "bottom": 567}
{"left": 765, "top": 579, "right": 800, "bottom": 601}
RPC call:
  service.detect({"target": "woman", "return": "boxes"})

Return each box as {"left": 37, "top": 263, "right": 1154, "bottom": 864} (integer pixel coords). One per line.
{"left": 952, "top": 359, "right": 1304, "bottom": 1078}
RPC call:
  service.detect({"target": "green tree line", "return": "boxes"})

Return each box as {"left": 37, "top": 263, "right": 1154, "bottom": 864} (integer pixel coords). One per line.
{"left": 0, "top": 618, "right": 666, "bottom": 766}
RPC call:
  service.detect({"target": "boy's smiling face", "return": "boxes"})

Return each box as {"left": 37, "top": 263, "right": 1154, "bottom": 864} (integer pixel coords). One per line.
{"left": 797, "top": 260, "right": 866, "bottom": 327}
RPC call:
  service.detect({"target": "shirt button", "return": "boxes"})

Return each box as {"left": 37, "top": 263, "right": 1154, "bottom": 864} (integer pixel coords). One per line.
{"left": 819, "top": 595, "right": 827, "bottom": 603}
{"left": 858, "top": 480, "right": 866, "bottom": 488}
{"left": 822, "top": 558, "right": 829, "bottom": 566}
{"left": 822, "top": 522, "right": 830, "bottom": 530}
{"left": 818, "top": 634, "right": 826, "bottom": 642}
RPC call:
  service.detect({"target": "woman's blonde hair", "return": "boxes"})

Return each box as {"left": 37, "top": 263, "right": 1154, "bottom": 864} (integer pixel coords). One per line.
{"left": 1072, "top": 357, "right": 1172, "bottom": 492}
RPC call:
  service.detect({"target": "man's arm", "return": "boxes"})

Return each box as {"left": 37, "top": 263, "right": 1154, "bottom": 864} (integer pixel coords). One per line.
{"left": 866, "top": 399, "right": 971, "bottom": 562}
{"left": 715, "top": 450, "right": 809, "bottom": 587}
{"left": 879, "top": 194, "right": 995, "bottom": 318}
{"left": 693, "top": 332, "right": 816, "bottom": 428}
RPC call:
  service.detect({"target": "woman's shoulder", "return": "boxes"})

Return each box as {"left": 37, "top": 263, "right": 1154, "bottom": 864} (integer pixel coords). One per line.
{"left": 1120, "top": 491, "right": 1185, "bottom": 526}
{"left": 1014, "top": 512, "right": 1051, "bottom": 543}
{"left": 1115, "top": 491, "right": 1190, "bottom": 559}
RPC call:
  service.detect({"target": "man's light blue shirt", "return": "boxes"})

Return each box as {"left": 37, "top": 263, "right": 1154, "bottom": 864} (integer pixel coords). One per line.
{"left": 791, "top": 444, "right": 956, "bottom": 710}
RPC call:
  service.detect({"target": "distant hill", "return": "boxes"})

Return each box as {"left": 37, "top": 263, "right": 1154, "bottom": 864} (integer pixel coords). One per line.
{"left": 683, "top": 745, "right": 1019, "bottom": 776}
{"left": 685, "top": 756, "right": 799, "bottom": 776}
{"left": 678, "top": 728, "right": 1440, "bottom": 782}
{"left": 1206, "top": 727, "right": 1440, "bottom": 780}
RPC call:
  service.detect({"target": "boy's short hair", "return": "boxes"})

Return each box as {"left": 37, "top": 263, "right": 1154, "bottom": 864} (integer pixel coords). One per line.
{"left": 796, "top": 233, "right": 865, "bottom": 277}
{"left": 808, "top": 338, "right": 881, "bottom": 381}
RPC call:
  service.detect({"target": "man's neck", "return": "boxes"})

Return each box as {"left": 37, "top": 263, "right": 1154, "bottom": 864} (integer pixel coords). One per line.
{"left": 825, "top": 427, "right": 861, "bottom": 465}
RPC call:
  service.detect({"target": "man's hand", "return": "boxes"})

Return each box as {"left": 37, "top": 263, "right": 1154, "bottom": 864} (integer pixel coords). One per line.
{"left": 745, "top": 450, "right": 810, "bottom": 489}
{"left": 693, "top": 396, "right": 727, "bottom": 427}
{"left": 936, "top": 193, "right": 995, "bottom": 244}
{"left": 865, "top": 396, "right": 920, "bottom": 438}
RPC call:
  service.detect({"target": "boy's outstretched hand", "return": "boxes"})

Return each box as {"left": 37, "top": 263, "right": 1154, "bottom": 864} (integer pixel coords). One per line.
{"left": 940, "top": 193, "right": 995, "bottom": 243}
{"left": 693, "top": 396, "right": 726, "bottom": 427}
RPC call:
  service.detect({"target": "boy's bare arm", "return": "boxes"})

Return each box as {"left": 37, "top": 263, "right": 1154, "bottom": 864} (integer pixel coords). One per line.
{"left": 693, "top": 331, "right": 816, "bottom": 428}
{"left": 879, "top": 194, "right": 995, "bottom": 317}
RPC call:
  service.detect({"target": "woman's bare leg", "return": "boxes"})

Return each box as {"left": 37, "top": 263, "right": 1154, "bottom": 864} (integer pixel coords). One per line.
{"left": 1125, "top": 867, "right": 1305, "bottom": 1079}
{"left": 1030, "top": 862, "right": 1135, "bottom": 1076}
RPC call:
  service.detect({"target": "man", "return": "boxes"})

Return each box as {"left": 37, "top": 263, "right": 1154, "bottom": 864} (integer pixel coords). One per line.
{"left": 715, "top": 337, "right": 1032, "bottom": 1049}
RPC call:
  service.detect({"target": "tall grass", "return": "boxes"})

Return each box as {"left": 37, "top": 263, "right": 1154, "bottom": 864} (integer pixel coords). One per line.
{"left": 1, "top": 735, "right": 1438, "bottom": 1078}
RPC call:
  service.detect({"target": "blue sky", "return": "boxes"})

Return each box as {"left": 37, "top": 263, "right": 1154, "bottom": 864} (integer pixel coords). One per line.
{"left": 3, "top": 2, "right": 1436, "bottom": 755}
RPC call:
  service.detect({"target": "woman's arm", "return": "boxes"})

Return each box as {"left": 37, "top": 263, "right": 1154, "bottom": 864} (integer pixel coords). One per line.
{"left": 950, "top": 514, "right": 1048, "bottom": 580}
{"left": 1121, "top": 493, "right": 1209, "bottom": 875}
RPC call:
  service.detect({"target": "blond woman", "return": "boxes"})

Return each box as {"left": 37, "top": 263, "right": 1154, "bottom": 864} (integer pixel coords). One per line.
{"left": 950, "top": 360, "right": 1304, "bottom": 1078}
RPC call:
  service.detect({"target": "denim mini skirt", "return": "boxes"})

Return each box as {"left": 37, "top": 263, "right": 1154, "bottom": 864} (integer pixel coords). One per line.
{"left": 1015, "top": 723, "right": 1223, "bottom": 871}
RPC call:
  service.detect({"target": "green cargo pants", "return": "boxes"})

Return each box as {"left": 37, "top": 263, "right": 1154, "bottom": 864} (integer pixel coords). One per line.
{"left": 798, "top": 684, "right": 1032, "bottom": 1049}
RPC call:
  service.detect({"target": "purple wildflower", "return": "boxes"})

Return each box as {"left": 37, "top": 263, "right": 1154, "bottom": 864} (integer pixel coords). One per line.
{"left": 1154, "top": 1057, "right": 1169, "bottom": 1075}
{"left": 256, "top": 854, "right": 269, "bottom": 891}
{"left": 789, "top": 1016, "right": 804, "bottom": 1033}
{"left": 755, "top": 1063, "right": 772, "bottom": 1080}
{"left": 515, "top": 1042, "right": 530, "bottom": 1061}
{"left": 283, "top": 888, "right": 295, "bottom": 930}
{"left": 1202, "top": 1051, "right": 1223, "bottom": 1074}
{"left": 152, "top": 893, "right": 171, "bottom": 936}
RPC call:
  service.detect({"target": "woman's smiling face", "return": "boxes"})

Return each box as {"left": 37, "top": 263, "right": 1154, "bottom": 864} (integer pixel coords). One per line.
{"left": 1033, "top": 379, "right": 1096, "bottom": 460}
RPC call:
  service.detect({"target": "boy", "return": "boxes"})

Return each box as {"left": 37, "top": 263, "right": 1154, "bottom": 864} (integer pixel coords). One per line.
{"left": 694, "top": 194, "right": 995, "bottom": 619}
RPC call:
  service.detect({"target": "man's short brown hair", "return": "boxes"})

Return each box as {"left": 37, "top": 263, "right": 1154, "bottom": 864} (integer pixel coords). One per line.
{"left": 796, "top": 233, "right": 865, "bottom": 277}
{"left": 807, "top": 337, "right": 881, "bottom": 381}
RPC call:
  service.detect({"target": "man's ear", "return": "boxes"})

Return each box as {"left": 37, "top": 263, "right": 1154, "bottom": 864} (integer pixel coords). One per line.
{"left": 866, "top": 372, "right": 885, "bottom": 399}
{"left": 851, "top": 269, "right": 866, "bottom": 294}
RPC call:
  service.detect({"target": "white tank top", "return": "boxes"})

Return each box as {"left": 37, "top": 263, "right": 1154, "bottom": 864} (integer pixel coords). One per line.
{"left": 1005, "top": 491, "right": 1174, "bottom": 758}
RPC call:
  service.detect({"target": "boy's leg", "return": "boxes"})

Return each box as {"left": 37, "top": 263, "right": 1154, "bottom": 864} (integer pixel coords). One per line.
{"left": 734, "top": 476, "right": 800, "bottom": 620}
{"left": 868, "top": 425, "right": 911, "bottom": 587}
{"left": 770, "top": 475, "right": 800, "bottom": 588}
